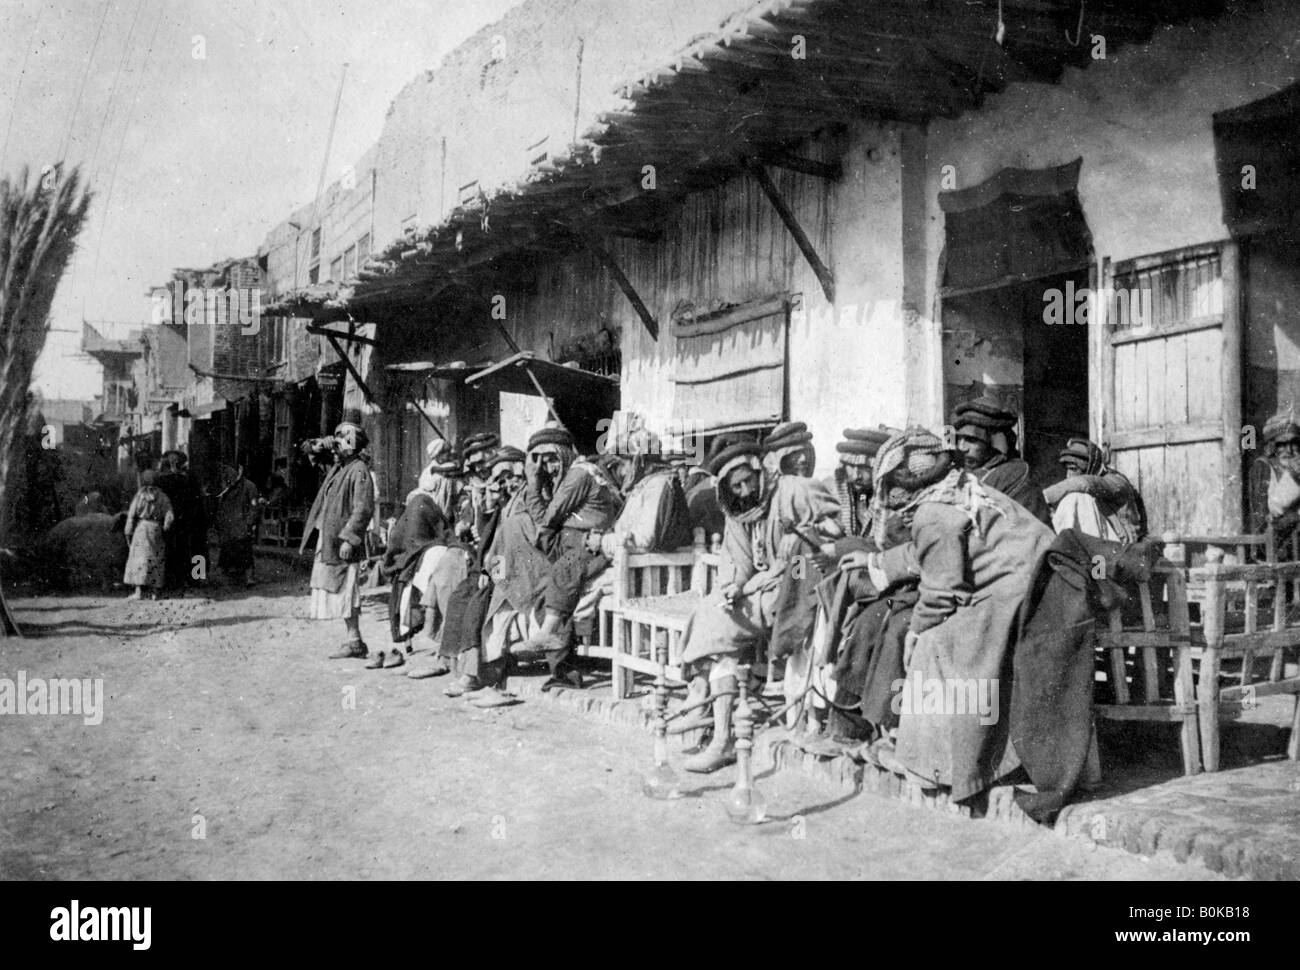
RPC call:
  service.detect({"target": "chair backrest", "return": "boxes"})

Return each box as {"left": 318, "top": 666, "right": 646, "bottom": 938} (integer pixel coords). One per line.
{"left": 1192, "top": 551, "right": 1300, "bottom": 677}
{"left": 611, "top": 527, "right": 722, "bottom": 603}
{"left": 1160, "top": 531, "right": 1270, "bottom": 567}
{"left": 1096, "top": 562, "right": 1192, "bottom": 706}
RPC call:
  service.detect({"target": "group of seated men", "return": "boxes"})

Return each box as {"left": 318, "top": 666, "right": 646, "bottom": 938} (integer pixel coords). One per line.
{"left": 336, "top": 396, "right": 1152, "bottom": 816}
{"left": 370, "top": 422, "right": 698, "bottom": 708}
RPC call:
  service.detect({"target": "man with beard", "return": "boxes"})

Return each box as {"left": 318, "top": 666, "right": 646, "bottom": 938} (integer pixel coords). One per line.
{"left": 950, "top": 396, "right": 1050, "bottom": 524}
{"left": 1043, "top": 437, "right": 1146, "bottom": 543}
{"left": 511, "top": 425, "right": 623, "bottom": 688}
{"left": 454, "top": 432, "right": 500, "bottom": 541}
{"left": 155, "top": 450, "right": 209, "bottom": 594}
{"left": 684, "top": 433, "right": 752, "bottom": 543}
{"left": 1264, "top": 409, "right": 1300, "bottom": 550}
{"left": 825, "top": 427, "right": 894, "bottom": 542}
{"left": 676, "top": 439, "right": 841, "bottom": 772}
{"left": 300, "top": 422, "right": 376, "bottom": 659}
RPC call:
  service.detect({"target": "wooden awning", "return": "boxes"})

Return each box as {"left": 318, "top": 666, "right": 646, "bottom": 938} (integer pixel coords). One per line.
{"left": 1214, "top": 82, "right": 1300, "bottom": 239}
{"left": 464, "top": 352, "right": 617, "bottom": 397}
{"left": 939, "top": 158, "right": 1092, "bottom": 294}
{"left": 348, "top": 0, "right": 1219, "bottom": 320}
{"left": 384, "top": 360, "right": 491, "bottom": 381}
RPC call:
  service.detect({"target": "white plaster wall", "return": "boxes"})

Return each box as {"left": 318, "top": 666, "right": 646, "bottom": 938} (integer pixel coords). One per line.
{"left": 923, "top": 0, "right": 1300, "bottom": 284}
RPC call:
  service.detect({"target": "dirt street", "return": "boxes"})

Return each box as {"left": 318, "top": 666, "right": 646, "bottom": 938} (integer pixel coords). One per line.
{"left": 0, "top": 560, "right": 1221, "bottom": 880}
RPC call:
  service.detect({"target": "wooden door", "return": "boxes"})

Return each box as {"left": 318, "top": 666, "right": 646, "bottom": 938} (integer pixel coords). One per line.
{"left": 1100, "top": 241, "right": 1243, "bottom": 535}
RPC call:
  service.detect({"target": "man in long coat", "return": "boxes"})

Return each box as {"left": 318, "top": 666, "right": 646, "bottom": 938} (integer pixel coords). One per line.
{"left": 300, "top": 422, "right": 375, "bottom": 659}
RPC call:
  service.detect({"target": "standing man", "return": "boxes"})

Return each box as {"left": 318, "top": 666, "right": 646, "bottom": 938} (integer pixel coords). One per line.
{"left": 214, "top": 464, "right": 261, "bottom": 587}
{"left": 156, "top": 450, "right": 209, "bottom": 594}
{"left": 300, "top": 422, "right": 376, "bottom": 659}
{"left": 950, "top": 396, "right": 1050, "bottom": 524}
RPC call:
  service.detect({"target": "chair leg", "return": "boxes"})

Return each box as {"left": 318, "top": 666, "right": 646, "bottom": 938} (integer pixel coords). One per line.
{"left": 1198, "top": 649, "right": 1222, "bottom": 772}
{"left": 1082, "top": 721, "right": 1103, "bottom": 789}
{"left": 611, "top": 614, "right": 626, "bottom": 700}
{"left": 1288, "top": 693, "right": 1300, "bottom": 761}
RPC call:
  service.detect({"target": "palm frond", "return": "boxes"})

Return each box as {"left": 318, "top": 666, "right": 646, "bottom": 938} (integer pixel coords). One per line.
{"left": 0, "top": 164, "right": 93, "bottom": 540}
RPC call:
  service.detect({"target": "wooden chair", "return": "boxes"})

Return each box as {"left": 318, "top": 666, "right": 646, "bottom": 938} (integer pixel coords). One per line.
{"left": 1194, "top": 550, "right": 1300, "bottom": 771}
{"left": 1094, "top": 563, "right": 1202, "bottom": 775}
{"left": 592, "top": 527, "right": 722, "bottom": 698}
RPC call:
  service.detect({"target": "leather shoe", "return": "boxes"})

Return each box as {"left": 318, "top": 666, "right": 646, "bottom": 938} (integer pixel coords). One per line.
{"left": 328, "top": 641, "right": 368, "bottom": 660}
{"left": 383, "top": 650, "right": 406, "bottom": 669}
{"left": 443, "top": 675, "right": 480, "bottom": 697}
{"left": 470, "top": 686, "right": 521, "bottom": 708}
{"left": 364, "top": 651, "right": 386, "bottom": 670}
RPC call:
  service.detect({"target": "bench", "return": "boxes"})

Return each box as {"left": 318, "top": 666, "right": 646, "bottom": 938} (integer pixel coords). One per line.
{"left": 590, "top": 528, "right": 722, "bottom": 698}
{"left": 1094, "top": 539, "right": 1300, "bottom": 775}
{"left": 1194, "top": 551, "right": 1300, "bottom": 771}
{"left": 1094, "top": 563, "right": 1201, "bottom": 775}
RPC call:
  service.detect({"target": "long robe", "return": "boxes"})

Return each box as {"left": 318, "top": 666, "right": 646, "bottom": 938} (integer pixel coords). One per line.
{"left": 896, "top": 482, "right": 1055, "bottom": 802}
{"left": 682, "top": 475, "right": 838, "bottom": 665}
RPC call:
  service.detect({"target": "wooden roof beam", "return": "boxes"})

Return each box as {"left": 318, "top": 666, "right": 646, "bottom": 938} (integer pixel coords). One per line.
{"left": 764, "top": 149, "right": 842, "bottom": 181}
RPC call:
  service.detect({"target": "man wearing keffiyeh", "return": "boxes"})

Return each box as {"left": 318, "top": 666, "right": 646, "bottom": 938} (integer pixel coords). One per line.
{"left": 676, "top": 437, "right": 841, "bottom": 772}
{"left": 860, "top": 427, "right": 1056, "bottom": 803}
{"left": 1043, "top": 437, "right": 1146, "bottom": 543}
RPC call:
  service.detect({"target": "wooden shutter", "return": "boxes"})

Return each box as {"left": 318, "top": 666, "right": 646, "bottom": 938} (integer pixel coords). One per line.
{"left": 671, "top": 295, "right": 789, "bottom": 433}
{"left": 1101, "top": 241, "right": 1243, "bottom": 534}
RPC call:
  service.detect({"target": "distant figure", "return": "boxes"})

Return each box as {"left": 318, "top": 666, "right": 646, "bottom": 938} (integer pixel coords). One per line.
{"left": 123, "top": 470, "right": 174, "bottom": 600}
{"left": 156, "top": 451, "right": 208, "bottom": 592}
{"left": 214, "top": 465, "right": 260, "bottom": 587}
{"left": 263, "top": 473, "right": 289, "bottom": 512}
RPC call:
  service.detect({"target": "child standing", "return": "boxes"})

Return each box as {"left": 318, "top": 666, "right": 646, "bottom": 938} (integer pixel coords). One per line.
{"left": 124, "top": 470, "right": 175, "bottom": 599}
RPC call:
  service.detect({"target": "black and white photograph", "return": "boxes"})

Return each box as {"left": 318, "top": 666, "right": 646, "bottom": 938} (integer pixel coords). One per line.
{"left": 0, "top": 0, "right": 1295, "bottom": 916}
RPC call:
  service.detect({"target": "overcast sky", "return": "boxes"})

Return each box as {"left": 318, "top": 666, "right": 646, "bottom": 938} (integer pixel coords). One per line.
{"left": 2, "top": 0, "right": 523, "bottom": 399}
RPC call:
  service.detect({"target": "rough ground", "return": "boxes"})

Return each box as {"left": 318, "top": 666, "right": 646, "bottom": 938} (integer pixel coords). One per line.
{"left": 1, "top": 559, "right": 1222, "bottom": 880}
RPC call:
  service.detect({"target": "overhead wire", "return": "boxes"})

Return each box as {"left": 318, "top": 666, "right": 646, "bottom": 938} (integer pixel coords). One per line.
{"left": 82, "top": 0, "right": 164, "bottom": 319}
{"left": 0, "top": 5, "right": 46, "bottom": 175}
{"left": 59, "top": 0, "right": 115, "bottom": 164}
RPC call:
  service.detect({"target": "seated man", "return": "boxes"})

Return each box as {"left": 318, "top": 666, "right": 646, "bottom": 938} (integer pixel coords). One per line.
{"left": 1043, "top": 437, "right": 1146, "bottom": 543}
{"left": 1264, "top": 410, "right": 1300, "bottom": 550}
{"left": 762, "top": 421, "right": 816, "bottom": 478}
{"left": 685, "top": 433, "right": 753, "bottom": 543}
{"left": 678, "top": 439, "right": 841, "bottom": 772}
{"left": 456, "top": 431, "right": 501, "bottom": 542}
{"left": 510, "top": 425, "right": 623, "bottom": 688}
{"left": 429, "top": 446, "right": 529, "bottom": 707}
{"left": 951, "top": 396, "right": 1051, "bottom": 524}
{"left": 569, "top": 429, "right": 695, "bottom": 631}
{"left": 873, "top": 428, "right": 1056, "bottom": 803}
{"left": 824, "top": 427, "right": 894, "bottom": 543}
{"left": 383, "top": 441, "right": 460, "bottom": 669}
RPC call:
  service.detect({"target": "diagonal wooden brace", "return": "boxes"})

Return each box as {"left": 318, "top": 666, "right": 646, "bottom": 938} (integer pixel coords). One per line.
{"left": 747, "top": 159, "right": 835, "bottom": 303}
